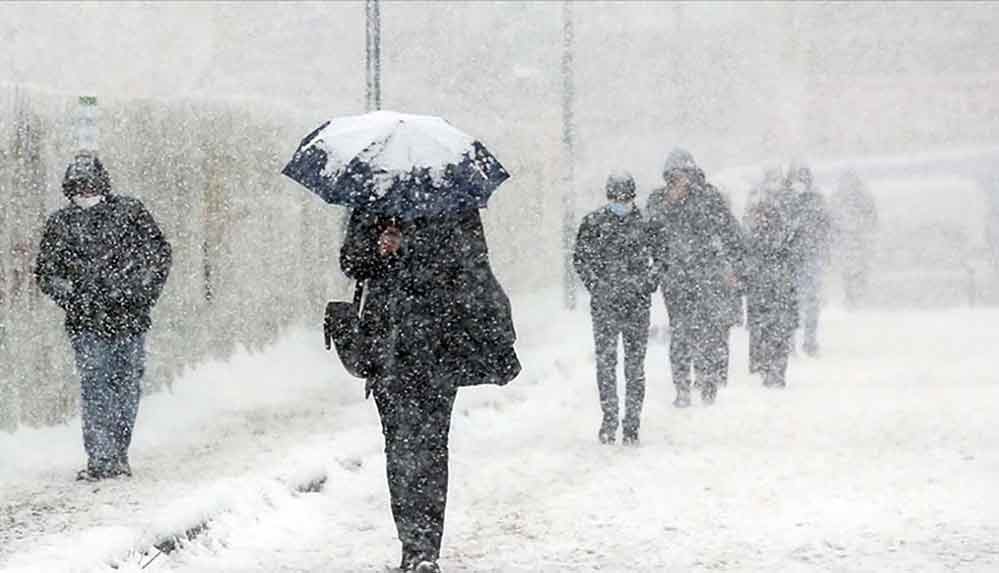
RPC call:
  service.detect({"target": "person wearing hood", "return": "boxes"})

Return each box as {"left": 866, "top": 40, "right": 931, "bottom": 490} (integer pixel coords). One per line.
{"left": 647, "top": 149, "right": 745, "bottom": 407}
{"left": 573, "top": 171, "right": 655, "bottom": 445}
{"left": 35, "top": 153, "right": 172, "bottom": 481}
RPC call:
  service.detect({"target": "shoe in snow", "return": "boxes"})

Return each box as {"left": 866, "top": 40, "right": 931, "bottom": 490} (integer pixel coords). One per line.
{"left": 598, "top": 428, "right": 616, "bottom": 445}
{"left": 673, "top": 387, "right": 691, "bottom": 408}
{"left": 621, "top": 432, "right": 640, "bottom": 447}
{"left": 414, "top": 561, "right": 441, "bottom": 573}
{"left": 762, "top": 373, "right": 786, "bottom": 388}
{"left": 111, "top": 455, "right": 132, "bottom": 478}
{"left": 76, "top": 465, "right": 110, "bottom": 482}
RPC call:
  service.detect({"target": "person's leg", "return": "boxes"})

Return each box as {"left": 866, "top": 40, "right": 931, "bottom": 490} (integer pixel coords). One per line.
{"left": 374, "top": 380, "right": 457, "bottom": 568}
{"left": 621, "top": 301, "right": 651, "bottom": 441}
{"left": 108, "top": 334, "right": 145, "bottom": 475}
{"left": 763, "top": 327, "right": 792, "bottom": 388}
{"left": 667, "top": 306, "right": 693, "bottom": 407}
{"left": 591, "top": 303, "right": 620, "bottom": 442}
{"left": 70, "top": 332, "right": 116, "bottom": 478}
{"left": 409, "top": 384, "right": 458, "bottom": 563}
{"left": 373, "top": 383, "right": 421, "bottom": 567}
{"left": 694, "top": 322, "right": 729, "bottom": 404}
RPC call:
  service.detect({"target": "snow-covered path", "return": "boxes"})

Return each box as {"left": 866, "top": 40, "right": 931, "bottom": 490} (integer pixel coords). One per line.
{"left": 3, "top": 297, "right": 998, "bottom": 572}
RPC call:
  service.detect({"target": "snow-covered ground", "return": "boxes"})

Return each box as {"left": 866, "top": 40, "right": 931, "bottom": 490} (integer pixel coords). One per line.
{"left": 2, "top": 293, "right": 997, "bottom": 572}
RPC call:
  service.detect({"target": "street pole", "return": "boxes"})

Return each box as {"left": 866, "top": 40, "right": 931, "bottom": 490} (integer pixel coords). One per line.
{"left": 366, "top": 0, "right": 382, "bottom": 111}
{"left": 561, "top": 0, "right": 576, "bottom": 310}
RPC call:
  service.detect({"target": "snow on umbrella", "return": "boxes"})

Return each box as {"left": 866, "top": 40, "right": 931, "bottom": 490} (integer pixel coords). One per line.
{"left": 281, "top": 110, "right": 510, "bottom": 218}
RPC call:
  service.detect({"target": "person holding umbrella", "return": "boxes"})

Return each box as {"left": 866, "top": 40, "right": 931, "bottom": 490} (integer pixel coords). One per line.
{"left": 35, "top": 152, "right": 172, "bottom": 481}
{"left": 284, "top": 111, "right": 520, "bottom": 573}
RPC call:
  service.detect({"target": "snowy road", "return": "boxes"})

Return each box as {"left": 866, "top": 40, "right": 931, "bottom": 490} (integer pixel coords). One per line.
{"left": 3, "top": 298, "right": 998, "bottom": 572}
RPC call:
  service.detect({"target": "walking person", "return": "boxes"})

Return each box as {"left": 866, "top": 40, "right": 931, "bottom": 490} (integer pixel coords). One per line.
{"left": 787, "top": 164, "right": 832, "bottom": 356}
{"left": 35, "top": 153, "right": 172, "bottom": 480}
{"left": 341, "top": 208, "right": 520, "bottom": 573}
{"left": 573, "top": 171, "right": 655, "bottom": 445}
{"left": 745, "top": 188, "right": 801, "bottom": 388}
{"left": 830, "top": 170, "right": 878, "bottom": 309}
{"left": 647, "top": 149, "right": 745, "bottom": 407}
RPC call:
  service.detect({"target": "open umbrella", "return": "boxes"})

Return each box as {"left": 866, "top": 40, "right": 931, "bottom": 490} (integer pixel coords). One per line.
{"left": 282, "top": 110, "right": 510, "bottom": 218}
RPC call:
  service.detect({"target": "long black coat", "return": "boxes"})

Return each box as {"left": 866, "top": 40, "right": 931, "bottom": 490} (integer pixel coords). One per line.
{"left": 646, "top": 183, "right": 745, "bottom": 326}
{"left": 745, "top": 200, "right": 801, "bottom": 341}
{"left": 35, "top": 195, "right": 172, "bottom": 338}
{"left": 572, "top": 205, "right": 654, "bottom": 312}
{"left": 340, "top": 209, "right": 519, "bottom": 389}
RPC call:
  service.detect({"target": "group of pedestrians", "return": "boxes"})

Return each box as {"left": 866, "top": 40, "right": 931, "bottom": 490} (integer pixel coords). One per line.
{"left": 33, "top": 143, "right": 873, "bottom": 572}
{"left": 573, "top": 148, "right": 858, "bottom": 445}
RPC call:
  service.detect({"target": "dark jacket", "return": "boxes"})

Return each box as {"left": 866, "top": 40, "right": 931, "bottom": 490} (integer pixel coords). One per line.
{"left": 572, "top": 205, "right": 654, "bottom": 311}
{"left": 795, "top": 190, "right": 833, "bottom": 272}
{"left": 340, "top": 209, "right": 519, "bottom": 389}
{"left": 745, "top": 199, "right": 801, "bottom": 334}
{"left": 35, "top": 194, "right": 172, "bottom": 338}
{"left": 646, "top": 183, "right": 745, "bottom": 326}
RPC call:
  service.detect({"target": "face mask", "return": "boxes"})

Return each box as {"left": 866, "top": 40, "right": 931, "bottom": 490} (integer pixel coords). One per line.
{"left": 73, "top": 195, "right": 104, "bottom": 209}
{"left": 608, "top": 201, "right": 632, "bottom": 216}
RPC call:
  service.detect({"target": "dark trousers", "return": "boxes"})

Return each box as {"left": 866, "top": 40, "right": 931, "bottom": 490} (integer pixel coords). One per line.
{"left": 749, "top": 320, "right": 792, "bottom": 385}
{"left": 591, "top": 298, "right": 650, "bottom": 435}
{"left": 69, "top": 332, "right": 145, "bottom": 472}
{"left": 373, "top": 379, "right": 457, "bottom": 563}
{"left": 667, "top": 307, "right": 730, "bottom": 389}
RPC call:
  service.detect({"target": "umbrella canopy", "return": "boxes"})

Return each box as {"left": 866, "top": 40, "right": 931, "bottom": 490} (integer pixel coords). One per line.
{"left": 282, "top": 110, "right": 510, "bottom": 218}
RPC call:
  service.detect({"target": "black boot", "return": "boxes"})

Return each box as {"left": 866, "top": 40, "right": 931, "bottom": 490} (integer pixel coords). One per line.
{"left": 673, "top": 385, "right": 691, "bottom": 408}
{"left": 414, "top": 560, "right": 441, "bottom": 573}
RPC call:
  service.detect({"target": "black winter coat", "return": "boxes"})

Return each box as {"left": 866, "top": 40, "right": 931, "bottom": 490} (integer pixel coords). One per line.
{"left": 795, "top": 190, "right": 833, "bottom": 272}
{"left": 340, "top": 209, "right": 519, "bottom": 389}
{"left": 745, "top": 200, "right": 801, "bottom": 335}
{"left": 646, "top": 183, "right": 745, "bottom": 326}
{"left": 35, "top": 195, "right": 172, "bottom": 338}
{"left": 572, "top": 205, "right": 654, "bottom": 311}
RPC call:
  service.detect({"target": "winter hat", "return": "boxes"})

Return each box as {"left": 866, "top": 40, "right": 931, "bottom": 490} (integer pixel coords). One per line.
{"left": 62, "top": 152, "right": 112, "bottom": 198}
{"left": 662, "top": 147, "right": 704, "bottom": 183}
{"left": 605, "top": 170, "right": 637, "bottom": 201}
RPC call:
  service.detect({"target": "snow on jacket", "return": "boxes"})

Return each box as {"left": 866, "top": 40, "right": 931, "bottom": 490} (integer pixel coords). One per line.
{"left": 35, "top": 194, "right": 172, "bottom": 338}
{"left": 340, "top": 208, "right": 520, "bottom": 388}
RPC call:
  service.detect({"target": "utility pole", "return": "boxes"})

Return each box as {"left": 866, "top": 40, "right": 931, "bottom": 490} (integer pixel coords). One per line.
{"left": 366, "top": 0, "right": 382, "bottom": 111}
{"left": 561, "top": 0, "right": 576, "bottom": 310}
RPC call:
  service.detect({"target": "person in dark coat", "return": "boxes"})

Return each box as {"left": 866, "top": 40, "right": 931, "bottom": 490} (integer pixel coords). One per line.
{"left": 340, "top": 207, "right": 520, "bottom": 573}
{"left": 573, "top": 171, "right": 654, "bottom": 446}
{"left": 745, "top": 192, "right": 801, "bottom": 388}
{"left": 647, "top": 149, "right": 745, "bottom": 407}
{"left": 35, "top": 152, "right": 172, "bottom": 481}
{"left": 787, "top": 164, "right": 832, "bottom": 356}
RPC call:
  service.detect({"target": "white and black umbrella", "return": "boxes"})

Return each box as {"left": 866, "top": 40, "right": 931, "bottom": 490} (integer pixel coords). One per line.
{"left": 282, "top": 110, "right": 510, "bottom": 218}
